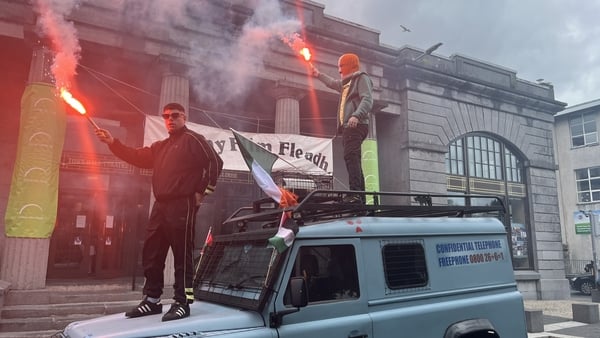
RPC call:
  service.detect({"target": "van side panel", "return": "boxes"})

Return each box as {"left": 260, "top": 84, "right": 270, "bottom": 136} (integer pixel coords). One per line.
{"left": 367, "top": 290, "right": 526, "bottom": 338}
{"left": 359, "top": 219, "right": 527, "bottom": 338}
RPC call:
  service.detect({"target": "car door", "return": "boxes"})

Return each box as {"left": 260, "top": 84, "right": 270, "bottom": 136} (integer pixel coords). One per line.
{"left": 274, "top": 239, "right": 372, "bottom": 338}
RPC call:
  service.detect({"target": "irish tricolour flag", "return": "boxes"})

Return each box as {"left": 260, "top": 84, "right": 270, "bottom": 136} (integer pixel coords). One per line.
{"left": 231, "top": 129, "right": 297, "bottom": 252}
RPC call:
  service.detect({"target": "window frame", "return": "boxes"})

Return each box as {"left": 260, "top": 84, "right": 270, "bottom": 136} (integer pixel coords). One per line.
{"left": 446, "top": 135, "right": 523, "bottom": 183}
{"left": 283, "top": 244, "right": 360, "bottom": 305}
{"left": 446, "top": 133, "right": 531, "bottom": 270}
{"left": 575, "top": 167, "right": 600, "bottom": 203}
{"left": 381, "top": 241, "right": 428, "bottom": 291}
{"left": 569, "top": 112, "right": 598, "bottom": 148}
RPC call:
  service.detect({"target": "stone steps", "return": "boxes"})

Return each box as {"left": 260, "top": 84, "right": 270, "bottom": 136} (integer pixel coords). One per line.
{"left": 0, "top": 280, "right": 157, "bottom": 337}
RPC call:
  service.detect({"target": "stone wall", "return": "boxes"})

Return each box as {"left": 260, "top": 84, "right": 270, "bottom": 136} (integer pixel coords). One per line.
{"left": 383, "top": 56, "right": 568, "bottom": 298}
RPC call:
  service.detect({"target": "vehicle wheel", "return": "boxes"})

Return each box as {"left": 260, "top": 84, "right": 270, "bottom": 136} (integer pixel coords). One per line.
{"left": 580, "top": 281, "right": 594, "bottom": 295}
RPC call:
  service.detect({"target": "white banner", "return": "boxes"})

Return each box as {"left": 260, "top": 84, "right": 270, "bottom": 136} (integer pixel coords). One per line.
{"left": 144, "top": 116, "right": 333, "bottom": 174}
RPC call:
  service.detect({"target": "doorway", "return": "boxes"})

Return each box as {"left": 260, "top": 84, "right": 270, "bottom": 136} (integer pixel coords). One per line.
{"left": 47, "top": 172, "right": 147, "bottom": 280}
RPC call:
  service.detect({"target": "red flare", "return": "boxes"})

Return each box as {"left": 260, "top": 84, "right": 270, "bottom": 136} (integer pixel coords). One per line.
{"left": 60, "top": 88, "right": 99, "bottom": 130}
{"left": 300, "top": 47, "right": 311, "bottom": 62}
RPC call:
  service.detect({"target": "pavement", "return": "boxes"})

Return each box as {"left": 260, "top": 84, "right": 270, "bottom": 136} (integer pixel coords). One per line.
{"left": 524, "top": 296, "right": 600, "bottom": 338}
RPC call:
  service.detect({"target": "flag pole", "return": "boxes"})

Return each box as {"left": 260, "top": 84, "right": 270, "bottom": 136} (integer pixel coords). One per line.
{"left": 193, "top": 226, "right": 212, "bottom": 288}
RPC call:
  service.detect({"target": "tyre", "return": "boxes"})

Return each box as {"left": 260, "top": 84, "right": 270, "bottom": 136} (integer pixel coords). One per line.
{"left": 580, "top": 280, "right": 594, "bottom": 295}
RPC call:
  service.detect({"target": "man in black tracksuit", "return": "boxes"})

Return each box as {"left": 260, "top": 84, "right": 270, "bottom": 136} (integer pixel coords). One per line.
{"left": 95, "top": 102, "right": 223, "bottom": 321}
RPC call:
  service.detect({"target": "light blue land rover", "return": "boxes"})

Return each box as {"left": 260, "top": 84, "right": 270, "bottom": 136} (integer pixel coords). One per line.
{"left": 58, "top": 191, "right": 527, "bottom": 338}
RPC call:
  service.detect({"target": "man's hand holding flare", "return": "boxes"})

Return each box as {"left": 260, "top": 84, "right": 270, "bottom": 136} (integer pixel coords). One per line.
{"left": 309, "top": 63, "right": 320, "bottom": 77}
{"left": 95, "top": 128, "right": 114, "bottom": 145}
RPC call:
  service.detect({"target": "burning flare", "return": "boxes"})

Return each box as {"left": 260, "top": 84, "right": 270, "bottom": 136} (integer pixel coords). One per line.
{"left": 59, "top": 88, "right": 85, "bottom": 115}
{"left": 280, "top": 32, "right": 313, "bottom": 64}
{"left": 59, "top": 88, "right": 99, "bottom": 130}
{"left": 299, "top": 47, "right": 311, "bottom": 62}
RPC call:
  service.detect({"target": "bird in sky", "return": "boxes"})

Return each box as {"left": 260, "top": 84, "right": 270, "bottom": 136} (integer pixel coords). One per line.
{"left": 400, "top": 24, "right": 411, "bottom": 32}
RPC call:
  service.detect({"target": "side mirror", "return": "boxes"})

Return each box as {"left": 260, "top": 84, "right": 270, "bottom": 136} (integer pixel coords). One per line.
{"left": 269, "top": 276, "right": 308, "bottom": 328}
{"left": 289, "top": 276, "right": 308, "bottom": 307}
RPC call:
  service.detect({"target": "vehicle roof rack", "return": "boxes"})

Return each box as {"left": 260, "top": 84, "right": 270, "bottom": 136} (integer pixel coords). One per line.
{"left": 222, "top": 190, "right": 508, "bottom": 231}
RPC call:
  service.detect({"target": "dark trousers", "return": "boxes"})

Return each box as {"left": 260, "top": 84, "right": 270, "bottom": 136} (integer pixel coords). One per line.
{"left": 342, "top": 124, "right": 368, "bottom": 193}
{"left": 142, "top": 196, "right": 196, "bottom": 304}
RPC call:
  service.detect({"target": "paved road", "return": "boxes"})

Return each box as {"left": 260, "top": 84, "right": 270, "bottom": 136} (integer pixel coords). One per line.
{"left": 525, "top": 291, "right": 600, "bottom": 338}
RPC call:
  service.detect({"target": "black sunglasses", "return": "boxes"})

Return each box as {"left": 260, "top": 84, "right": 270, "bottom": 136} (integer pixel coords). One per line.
{"left": 162, "top": 112, "right": 184, "bottom": 119}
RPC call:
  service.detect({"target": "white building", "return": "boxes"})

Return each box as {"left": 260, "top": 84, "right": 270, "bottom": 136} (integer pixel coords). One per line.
{"left": 555, "top": 99, "right": 600, "bottom": 274}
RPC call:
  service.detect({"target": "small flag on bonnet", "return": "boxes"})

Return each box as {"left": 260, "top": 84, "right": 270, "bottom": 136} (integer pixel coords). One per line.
{"left": 267, "top": 188, "right": 299, "bottom": 253}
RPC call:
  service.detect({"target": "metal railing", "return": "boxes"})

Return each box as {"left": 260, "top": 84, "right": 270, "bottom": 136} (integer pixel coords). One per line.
{"left": 564, "top": 259, "right": 593, "bottom": 276}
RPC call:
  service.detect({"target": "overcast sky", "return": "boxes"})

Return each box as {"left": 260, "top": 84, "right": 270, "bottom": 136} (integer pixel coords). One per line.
{"left": 315, "top": 0, "right": 600, "bottom": 108}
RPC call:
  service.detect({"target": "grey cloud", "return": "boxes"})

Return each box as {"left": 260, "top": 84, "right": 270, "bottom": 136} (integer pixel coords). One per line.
{"left": 317, "top": 0, "right": 600, "bottom": 106}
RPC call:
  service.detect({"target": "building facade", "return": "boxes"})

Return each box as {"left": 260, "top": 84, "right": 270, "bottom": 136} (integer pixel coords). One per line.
{"left": 0, "top": 0, "right": 568, "bottom": 299}
{"left": 554, "top": 99, "right": 600, "bottom": 275}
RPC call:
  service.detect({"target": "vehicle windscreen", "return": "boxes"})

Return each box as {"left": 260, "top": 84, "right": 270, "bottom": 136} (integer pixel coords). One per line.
{"left": 195, "top": 229, "right": 284, "bottom": 311}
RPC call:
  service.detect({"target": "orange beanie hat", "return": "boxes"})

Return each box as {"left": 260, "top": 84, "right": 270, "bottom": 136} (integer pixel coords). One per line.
{"left": 339, "top": 53, "right": 360, "bottom": 73}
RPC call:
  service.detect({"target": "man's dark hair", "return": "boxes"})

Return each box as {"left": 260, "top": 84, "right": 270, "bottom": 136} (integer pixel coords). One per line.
{"left": 163, "top": 102, "right": 185, "bottom": 112}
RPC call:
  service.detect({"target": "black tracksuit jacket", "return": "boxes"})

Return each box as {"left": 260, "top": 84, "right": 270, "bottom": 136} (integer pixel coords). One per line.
{"left": 109, "top": 126, "right": 223, "bottom": 201}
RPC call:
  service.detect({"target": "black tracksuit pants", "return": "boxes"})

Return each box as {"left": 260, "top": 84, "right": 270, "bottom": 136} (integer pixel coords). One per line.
{"left": 342, "top": 124, "right": 368, "bottom": 194}
{"left": 142, "top": 196, "right": 196, "bottom": 304}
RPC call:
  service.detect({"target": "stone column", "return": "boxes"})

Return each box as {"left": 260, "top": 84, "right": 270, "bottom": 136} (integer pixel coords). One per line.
{"left": 157, "top": 66, "right": 189, "bottom": 287}
{"left": 0, "top": 45, "right": 55, "bottom": 290}
{"left": 269, "top": 84, "right": 305, "bottom": 134}
{"left": 159, "top": 72, "right": 189, "bottom": 114}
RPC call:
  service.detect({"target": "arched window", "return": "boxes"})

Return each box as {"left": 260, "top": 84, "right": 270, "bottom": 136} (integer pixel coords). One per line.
{"left": 446, "top": 134, "right": 531, "bottom": 269}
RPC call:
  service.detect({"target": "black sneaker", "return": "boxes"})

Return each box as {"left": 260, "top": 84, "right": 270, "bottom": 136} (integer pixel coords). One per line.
{"left": 125, "top": 296, "right": 162, "bottom": 318}
{"left": 162, "top": 302, "right": 190, "bottom": 322}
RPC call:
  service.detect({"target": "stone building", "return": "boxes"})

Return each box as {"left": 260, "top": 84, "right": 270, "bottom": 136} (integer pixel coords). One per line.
{"left": 0, "top": 0, "right": 568, "bottom": 299}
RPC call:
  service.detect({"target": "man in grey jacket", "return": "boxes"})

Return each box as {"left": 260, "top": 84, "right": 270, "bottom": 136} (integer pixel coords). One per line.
{"left": 311, "top": 53, "right": 373, "bottom": 203}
